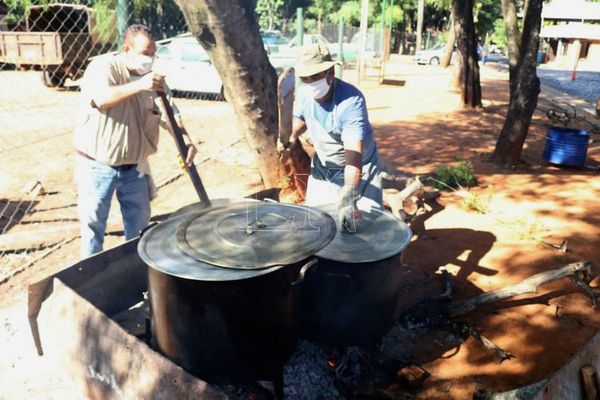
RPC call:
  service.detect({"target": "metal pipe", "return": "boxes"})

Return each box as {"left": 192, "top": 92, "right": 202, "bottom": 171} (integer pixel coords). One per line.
{"left": 357, "top": 0, "right": 370, "bottom": 85}
{"left": 296, "top": 8, "right": 304, "bottom": 47}
{"left": 336, "top": 16, "right": 344, "bottom": 78}
{"left": 116, "top": 0, "right": 129, "bottom": 48}
{"left": 381, "top": 0, "right": 386, "bottom": 56}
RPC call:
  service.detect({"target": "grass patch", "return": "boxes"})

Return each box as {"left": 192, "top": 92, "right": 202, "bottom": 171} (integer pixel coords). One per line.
{"left": 432, "top": 160, "right": 477, "bottom": 190}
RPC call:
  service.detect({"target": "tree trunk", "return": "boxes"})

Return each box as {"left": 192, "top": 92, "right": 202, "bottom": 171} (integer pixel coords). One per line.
{"left": 440, "top": 11, "right": 455, "bottom": 68}
{"left": 492, "top": 0, "right": 543, "bottom": 165}
{"left": 452, "top": 0, "right": 482, "bottom": 108}
{"left": 174, "top": 0, "right": 285, "bottom": 188}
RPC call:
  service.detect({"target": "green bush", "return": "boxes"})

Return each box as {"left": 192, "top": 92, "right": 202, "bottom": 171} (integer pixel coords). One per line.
{"left": 432, "top": 160, "right": 477, "bottom": 190}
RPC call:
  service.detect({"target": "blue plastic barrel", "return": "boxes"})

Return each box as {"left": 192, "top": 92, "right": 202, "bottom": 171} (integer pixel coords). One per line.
{"left": 543, "top": 127, "right": 589, "bottom": 167}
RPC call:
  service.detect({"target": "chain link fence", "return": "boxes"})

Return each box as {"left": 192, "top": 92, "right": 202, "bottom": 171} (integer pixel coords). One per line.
{"left": 0, "top": 0, "right": 239, "bottom": 283}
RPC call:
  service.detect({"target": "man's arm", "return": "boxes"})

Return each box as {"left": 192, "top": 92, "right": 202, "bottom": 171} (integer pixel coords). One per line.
{"left": 92, "top": 73, "right": 164, "bottom": 110}
{"left": 289, "top": 117, "right": 307, "bottom": 145}
{"left": 343, "top": 140, "right": 363, "bottom": 186}
{"left": 278, "top": 117, "right": 307, "bottom": 156}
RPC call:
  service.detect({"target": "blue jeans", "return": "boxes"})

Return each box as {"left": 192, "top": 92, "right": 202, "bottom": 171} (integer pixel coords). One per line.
{"left": 76, "top": 156, "right": 151, "bottom": 258}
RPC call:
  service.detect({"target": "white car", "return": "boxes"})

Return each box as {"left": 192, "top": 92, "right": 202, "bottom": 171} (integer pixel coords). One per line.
{"left": 154, "top": 34, "right": 292, "bottom": 100}
{"left": 154, "top": 36, "right": 225, "bottom": 99}
{"left": 413, "top": 44, "right": 455, "bottom": 66}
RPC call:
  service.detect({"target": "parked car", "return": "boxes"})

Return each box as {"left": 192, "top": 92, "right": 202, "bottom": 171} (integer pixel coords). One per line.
{"left": 154, "top": 35, "right": 224, "bottom": 99}
{"left": 413, "top": 44, "right": 455, "bottom": 66}
{"left": 154, "top": 34, "right": 293, "bottom": 100}
{"left": 261, "top": 30, "right": 289, "bottom": 46}
{"left": 261, "top": 30, "right": 290, "bottom": 54}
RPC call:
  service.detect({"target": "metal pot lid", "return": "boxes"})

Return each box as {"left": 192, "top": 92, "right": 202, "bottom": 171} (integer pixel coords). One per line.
{"left": 175, "top": 201, "right": 336, "bottom": 269}
{"left": 138, "top": 205, "right": 284, "bottom": 281}
{"left": 315, "top": 203, "right": 412, "bottom": 263}
{"left": 168, "top": 198, "right": 259, "bottom": 220}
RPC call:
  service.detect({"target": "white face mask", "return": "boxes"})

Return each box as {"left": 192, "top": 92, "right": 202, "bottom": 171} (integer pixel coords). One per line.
{"left": 125, "top": 53, "right": 154, "bottom": 75}
{"left": 303, "top": 76, "right": 331, "bottom": 100}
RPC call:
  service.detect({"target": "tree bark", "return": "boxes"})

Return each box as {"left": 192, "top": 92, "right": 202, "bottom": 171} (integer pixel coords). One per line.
{"left": 492, "top": 0, "right": 543, "bottom": 165}
{"left": 174, "top": 0, "right": 284, "bottom": 188}
{"left": 440, "top": 11, "right": 455, "bottom": 68}
{"left": 452, "top": 0, "right": 482, "bottom": 108}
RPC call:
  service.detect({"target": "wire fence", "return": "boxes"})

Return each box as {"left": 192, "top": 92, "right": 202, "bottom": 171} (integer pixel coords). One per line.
{"left": 0, "top": 1, "right": 389, "bottom": 282}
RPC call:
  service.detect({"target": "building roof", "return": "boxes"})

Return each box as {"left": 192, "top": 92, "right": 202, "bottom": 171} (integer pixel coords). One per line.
{"left": 540, "top": 22, "right": 600, "bottom": 40}
{"left": 542, "top": 0, "right": 600, "bottom": 21}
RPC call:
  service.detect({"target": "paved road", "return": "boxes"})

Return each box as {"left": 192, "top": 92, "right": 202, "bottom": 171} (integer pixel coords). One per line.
{"left": 538, "top": 67, "right": 600, "bottom": 104}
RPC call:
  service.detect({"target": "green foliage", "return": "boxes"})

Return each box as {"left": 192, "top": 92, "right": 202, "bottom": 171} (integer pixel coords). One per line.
{"left": 490, "top": 18, "right": 507, "bottom": 49}
{"left": 432, "top": 160, "right": 477, "bottom": 190}
{"left": 474, "top": 0, "right": 502, "bottom": 42}
{"left": 382, "top": 5, "right": 404, "bottom": 28}
{"left": 91, "top": 0, "right": 117, "bottom": 44}
{"left": 332, "top": 1, "right": 377, "bottom": 26}
{"left": 3, "top": 0, "right": 49, "bottom": 28}
{"left": 256, "top": 0, "right": 285, "bottom": 30}
{"left": 130, "top": 0, "right": 186, "bottom": 39}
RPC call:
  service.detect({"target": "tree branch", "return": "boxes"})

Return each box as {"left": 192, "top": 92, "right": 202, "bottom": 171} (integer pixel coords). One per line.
{"left": 445, "top": 261, "right": 593, "bottom": 317}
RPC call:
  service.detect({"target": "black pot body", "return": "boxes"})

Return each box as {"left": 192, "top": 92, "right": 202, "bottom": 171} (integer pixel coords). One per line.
{"left": 148, "top": 260, "right": 305, "bottom": 383}
{"left": 298, "top": 254, "right": 404, "bottom": 346}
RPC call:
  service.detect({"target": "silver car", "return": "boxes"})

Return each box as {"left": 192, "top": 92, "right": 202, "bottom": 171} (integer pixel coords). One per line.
{"left": 413, "top": 44, "right": 455, "bottom": 66}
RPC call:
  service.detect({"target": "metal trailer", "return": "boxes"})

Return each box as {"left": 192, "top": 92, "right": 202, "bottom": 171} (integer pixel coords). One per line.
{"left": 0, "top": 4, "right": 114, "bottom": 88}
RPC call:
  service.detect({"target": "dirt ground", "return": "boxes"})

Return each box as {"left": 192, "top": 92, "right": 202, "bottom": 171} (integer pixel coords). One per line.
{"left": 1, "top": 58, "right": 600, "bottom": 399}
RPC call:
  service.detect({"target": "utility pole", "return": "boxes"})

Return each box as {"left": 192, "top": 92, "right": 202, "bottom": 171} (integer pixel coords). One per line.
{"left": 117, "top": 0, "right": 129, "bottom": 48}
{"left": 357, "top": 0, "right": 369, "bottom": 85}
{"left": 296, "top": 7, "right": 304, "bottom": 47}
{"left": 416, "top": 0, "right": 425, "bottom": 52}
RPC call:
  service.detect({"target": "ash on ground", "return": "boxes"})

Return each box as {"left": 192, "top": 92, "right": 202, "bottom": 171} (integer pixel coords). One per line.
{"left": 216, "top": 325, "right": 464, "bottom": 400}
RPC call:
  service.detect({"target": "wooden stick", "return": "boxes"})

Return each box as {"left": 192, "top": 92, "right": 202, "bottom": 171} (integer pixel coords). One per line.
{"left": 157, "top": 91, "right": 211, "bottom": 206}
{"left": 384, "top": 176, "right": 425, "bottom": 220}
{"left": 460, "top": 322, "right": 515, "bottom": 363}
{"left": 445, "top": 261, "right": 593, "bottom": 317}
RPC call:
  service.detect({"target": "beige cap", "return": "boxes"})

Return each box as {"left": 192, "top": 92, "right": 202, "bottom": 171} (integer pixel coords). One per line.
{"left": 295, "top": 43, "right": 336, "bottom": 78}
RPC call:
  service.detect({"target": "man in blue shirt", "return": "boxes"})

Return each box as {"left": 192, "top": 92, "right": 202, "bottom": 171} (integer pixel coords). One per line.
{"left": 279, "top": 43, "right": 383, "bottom": 232}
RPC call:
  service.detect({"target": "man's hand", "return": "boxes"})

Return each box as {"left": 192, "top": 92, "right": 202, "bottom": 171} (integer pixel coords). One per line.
{"left": 185, "top": 143, "right": 197, "bottom": 167}
{"left": 337, "top": 185, "right": 361, "bottom": 233}
{"left": 278, "top": 138, "right": 294, "bottom": 163}
{"left": 137, "top": 73, "right": 165, "bottom": 92}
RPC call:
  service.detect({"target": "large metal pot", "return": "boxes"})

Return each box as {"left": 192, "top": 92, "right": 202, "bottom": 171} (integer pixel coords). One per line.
{"left": 298, "top": 204, "right": 412, "bottom": 346}
{"left": 138, "top": 200, "right": 335, "bottom": 383}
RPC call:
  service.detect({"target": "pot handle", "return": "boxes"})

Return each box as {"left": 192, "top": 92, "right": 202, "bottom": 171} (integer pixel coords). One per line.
{"left": 290, "top": 258, "right": 318, "bottom": 287}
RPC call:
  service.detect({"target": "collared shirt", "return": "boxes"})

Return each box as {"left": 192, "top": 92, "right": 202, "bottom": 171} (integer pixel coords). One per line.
{"left": 73, "top": 53, "right": 179, "bottom": 166}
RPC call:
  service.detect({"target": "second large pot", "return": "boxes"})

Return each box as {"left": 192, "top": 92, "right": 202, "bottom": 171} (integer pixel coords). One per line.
{"left": 298, "top": 204, "right": 412, "bottom": 346}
